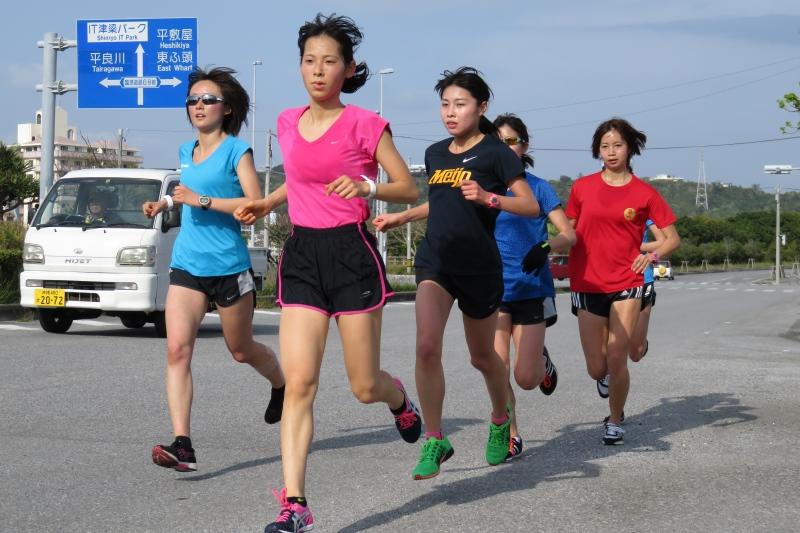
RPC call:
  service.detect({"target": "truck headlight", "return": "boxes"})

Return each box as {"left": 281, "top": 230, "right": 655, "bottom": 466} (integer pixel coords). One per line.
{"left": 117, "top": 246, "right": 156, "bottom": 266}
{"left": 23, "top": 243, "right": 44, "bottom": 263}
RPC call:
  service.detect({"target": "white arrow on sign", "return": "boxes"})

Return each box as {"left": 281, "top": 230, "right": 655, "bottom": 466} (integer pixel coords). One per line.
{"left": 160, "top": 77, "right": 181, "bottom": 87}
{"left": 135, "top": 44, "right": 145, "bottom": 105}
{"left": 100, "top": 78, "right": 121, "bottom": 88}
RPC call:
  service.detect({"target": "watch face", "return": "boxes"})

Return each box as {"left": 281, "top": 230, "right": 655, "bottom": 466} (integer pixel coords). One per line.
{"left": 199, "top": 195, "right": 210, "bottom": 206}
{"left": 490, "top": 195, "right": 499, "bottom": 206}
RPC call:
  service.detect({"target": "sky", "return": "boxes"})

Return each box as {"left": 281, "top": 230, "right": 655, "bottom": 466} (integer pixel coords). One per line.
{"left": 2, "top": 0, "right": 800, "bottom": 189}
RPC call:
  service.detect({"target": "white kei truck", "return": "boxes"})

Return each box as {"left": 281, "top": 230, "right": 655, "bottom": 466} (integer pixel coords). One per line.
{"left": 19, "top": 168, "right": 268, "bottom": 336}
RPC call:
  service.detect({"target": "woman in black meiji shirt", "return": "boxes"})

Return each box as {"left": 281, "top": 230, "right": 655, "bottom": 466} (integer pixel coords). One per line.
{"left": 375, "top": 67, "right": 539, "bottom": 479}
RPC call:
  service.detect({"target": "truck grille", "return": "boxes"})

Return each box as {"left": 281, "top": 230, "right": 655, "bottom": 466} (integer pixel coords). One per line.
{"left": 42, "top": 280, "right": 116, "bottom": 291}
{"left": 66, "top": 292, "right": 100, "bottom": 303}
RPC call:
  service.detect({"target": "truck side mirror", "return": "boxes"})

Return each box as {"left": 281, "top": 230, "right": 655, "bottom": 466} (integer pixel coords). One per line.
{"left": 161, "top": 206, "right": 181, "bottom": 232}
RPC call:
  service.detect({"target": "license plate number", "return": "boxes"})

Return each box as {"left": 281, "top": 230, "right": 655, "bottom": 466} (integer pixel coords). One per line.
{"left": 34, "top": 288, "right": 66, "bottom": 307}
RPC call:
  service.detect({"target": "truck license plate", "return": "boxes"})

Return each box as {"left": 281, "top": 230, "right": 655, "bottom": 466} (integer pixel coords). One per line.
{"left": 34, "top": 288, "right": 66, "bottom": 307}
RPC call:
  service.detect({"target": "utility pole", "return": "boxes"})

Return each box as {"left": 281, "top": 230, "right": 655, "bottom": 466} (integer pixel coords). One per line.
{"left": 36, "top": 32, "right": 77, "bottom": 202}
{"left": 117, "top": 129, "right": 125, "bottom": 167}
{"left": 763, "top": 164, "right": 798, "bottom": 284}
{"left": 775, "top": 184, "right": 781, "bottom": 285}
{"left": 264, "top": 129, "right": 273, "bottom": 254}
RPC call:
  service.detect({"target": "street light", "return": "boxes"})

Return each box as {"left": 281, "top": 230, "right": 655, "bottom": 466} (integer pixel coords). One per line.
{"left": 251, "top": 60, "right": 263, "bottom": 152}
{"left": 763, "top": 164, "right": 799, "bottom": 284}
{"left": 376, "top": 68, "right": 394, "bottom": 263}
{"left": 250, "top": 60, "right": 263, "bottom": 247}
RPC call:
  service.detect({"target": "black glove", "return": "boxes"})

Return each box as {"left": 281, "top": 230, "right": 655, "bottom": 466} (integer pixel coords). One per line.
{"left": 522, "top": 241, "right": 551, "bottom": 275}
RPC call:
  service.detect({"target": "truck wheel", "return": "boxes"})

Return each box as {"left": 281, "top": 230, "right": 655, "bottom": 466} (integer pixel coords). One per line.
{"left": 121, "top": 314, "right": 147, "bottom": 329}
{"left": 152, "top": 311, "right": 167, "bottom": 338}
{"left": 38, "top": 309, "right": 73, "bottom": 334}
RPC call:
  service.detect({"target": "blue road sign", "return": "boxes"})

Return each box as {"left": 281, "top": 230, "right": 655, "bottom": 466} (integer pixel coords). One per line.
{"left": 76, "top": 18, "right": 197, "bottom": 109}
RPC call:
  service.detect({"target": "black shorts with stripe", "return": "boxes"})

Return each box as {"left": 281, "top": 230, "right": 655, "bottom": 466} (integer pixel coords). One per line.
{"left": 570, "top": 285, "right": 644, "bottom": 318}
{"left": 641, "top": 281, "right": 656, "bottom": 310}
{"left": 277, "top": 222, "right": 394, "bottom": 317}
{"left": 499, "top": 296, "right": 558, "bottom": 326}
{"left": 169, "top": 267, "right": 255, "bottom": 308}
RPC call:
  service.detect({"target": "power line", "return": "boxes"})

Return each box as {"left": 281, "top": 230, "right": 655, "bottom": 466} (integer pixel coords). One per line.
{"left": 392, "top": 55, "right": 800, "bottom": 127}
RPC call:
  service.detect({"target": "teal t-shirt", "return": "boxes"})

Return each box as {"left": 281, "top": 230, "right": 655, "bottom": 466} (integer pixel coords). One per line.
{"left": 171, "top": 135, "right": 252, "bottom": 276}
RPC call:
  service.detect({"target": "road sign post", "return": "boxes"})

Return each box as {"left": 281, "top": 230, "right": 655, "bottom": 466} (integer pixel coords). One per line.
{"left": 77, "top": 18, "right": 197, "bottom": 109}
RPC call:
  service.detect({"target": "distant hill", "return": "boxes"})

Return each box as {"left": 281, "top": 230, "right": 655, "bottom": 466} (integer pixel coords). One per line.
{"left": 262, "top": 166, "right": 800, "bottom": 219}
{"left": 548, "top": 175, "right": 800, "bottom": 218}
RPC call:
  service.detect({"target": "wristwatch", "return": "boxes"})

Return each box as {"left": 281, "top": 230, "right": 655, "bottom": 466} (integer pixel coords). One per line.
{"left": 198, "top": 195, "right": 211, "bottom": 210}
{"left": 486, "top": 194, "right": 500, "bottom": 209}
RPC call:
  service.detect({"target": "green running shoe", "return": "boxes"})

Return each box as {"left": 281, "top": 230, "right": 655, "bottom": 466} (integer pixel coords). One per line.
{"left": 486, "top": 407, "right": 512, "bottom": 465}
{"left": 412, "top": 436, "right": 454, "bottom": 480}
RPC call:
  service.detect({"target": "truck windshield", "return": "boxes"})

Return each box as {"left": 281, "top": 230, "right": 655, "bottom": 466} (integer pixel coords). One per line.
{"left": 33, "top": 178, "right": 161, "bottom": 229}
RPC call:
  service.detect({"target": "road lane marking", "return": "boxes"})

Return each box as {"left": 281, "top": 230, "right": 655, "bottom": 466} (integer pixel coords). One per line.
{"left": 73, "top": 320, "right": 116, "bottom": 327}
{"left": 0, "top": 324, "right": 36, "bottom": 331}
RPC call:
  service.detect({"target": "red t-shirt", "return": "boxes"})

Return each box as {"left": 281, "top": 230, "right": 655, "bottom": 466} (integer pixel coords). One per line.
{"left": 565, "top": 172, "right": 676, "bottom": 293}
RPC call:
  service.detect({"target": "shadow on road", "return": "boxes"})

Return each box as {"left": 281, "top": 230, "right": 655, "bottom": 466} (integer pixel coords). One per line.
{"left": 339, "top": 393, "right": 756, "bottom": 532}
{"left": 64, "top": 323, "right": 279, "bottom": 338}
{"left": 178, "top": 417, "right": 483, "bottom": 483}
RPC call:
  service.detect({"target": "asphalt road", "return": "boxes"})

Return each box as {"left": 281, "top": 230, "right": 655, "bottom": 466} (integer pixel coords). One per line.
{"left": 1, "top": 270, "right": 799, "bottom": 532}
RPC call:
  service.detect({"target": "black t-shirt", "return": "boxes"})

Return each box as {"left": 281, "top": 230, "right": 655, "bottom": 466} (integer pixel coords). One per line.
{"left": 415, "top": 134, "right": 525, "bottom": 275}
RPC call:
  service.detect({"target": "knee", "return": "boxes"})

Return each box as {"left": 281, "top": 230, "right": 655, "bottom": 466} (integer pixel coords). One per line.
{"left": 350, "top": 379, "right": 380, "bottom": 405}
{"left": 416, "top": 339, "right": 442, "bottom": 367}
{"left": 606, "top": 353, "right": 629, "bottom": 374}
{"left": 586, "top": 362, "right": 607, "bottom": 381}
{"left": 284, "top": 376, "right": 317, "bottom": 403}
{"left": 166, "top": 341, "right": 192, "bottom": 367}
{"left": 469, "top": 350, "right": 495, "bottom": 373}
{"left": 229, "top": 347, "right": 251, "bottom": 364}
{"left": 629, "top": 346, "right": 644, "bottom": 363}
{"left": 515, "top": 369, "right": 540, "bottom": 391}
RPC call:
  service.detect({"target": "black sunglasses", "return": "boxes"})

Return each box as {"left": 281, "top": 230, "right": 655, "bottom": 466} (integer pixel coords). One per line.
{"left": 186, "top": 94, "right": 225, "bottom": 106}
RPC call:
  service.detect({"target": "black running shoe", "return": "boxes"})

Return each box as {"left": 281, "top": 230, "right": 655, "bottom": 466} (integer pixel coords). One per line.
{"left": 152, "top": 439, "right": 197, "bottom": 472}
{"left": 539, "top": 346, "right": 558, "bottom": 395}
{"left": 505, "top": 436, "right": 523, "bottom": 461}
{"left": 603, "top": 411, "right": 625, "bottom": 425}
{"left": 265, "top": 386, "right": 285, "bottom": 424}
{"left": 391, "top": 377, "right": 422, "bottom": 443}
{"left": 596, "top": 375, "right": 609, "bottom": 399}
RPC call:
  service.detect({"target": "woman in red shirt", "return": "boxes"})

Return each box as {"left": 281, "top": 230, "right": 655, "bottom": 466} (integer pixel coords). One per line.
{"left": 566, "top": 117, "right": 680, "bottom": 445}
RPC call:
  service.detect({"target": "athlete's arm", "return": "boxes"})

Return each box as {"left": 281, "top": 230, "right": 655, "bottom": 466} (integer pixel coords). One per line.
{"left": 632, "top": 224, "right": 680, "bottom": 273}
{"left": 640, "top": 223, "right": 666, "bottom": 253}
{"left": 326, "top": 131, "right": 419, "bottom": 204}
{"left": 374, "top": 131, "right": 419, "bottom": 204}
{"left": 460, "top": 176, "right": 539, "bottom": 216}
{"left": 373, "top": 202, "right": 429, "bottom": 232}
{"left": 172, "top": 152, "right": 260, "bottom": 214}
{"left": 547, "top": 207, "right": 577, "bottom": 252}
{"left": 234, "top": 184, "right": 288, "bottom": 225}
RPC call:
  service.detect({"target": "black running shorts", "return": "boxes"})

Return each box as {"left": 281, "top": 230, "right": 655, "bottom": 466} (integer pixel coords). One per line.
{"left": 277, "top": 223, "right": 394, "bottom": 317}
{"left": 499, "top": 296, "right": 558, "bottom": 327}
{"left": 415, "top": 268, "right": 503, "bottom": 320}
{"left": 169, "top": 267, "right": 255, "bottom": 308}
{"left": 570, "top": 286, "right": 644, "bottom": 318}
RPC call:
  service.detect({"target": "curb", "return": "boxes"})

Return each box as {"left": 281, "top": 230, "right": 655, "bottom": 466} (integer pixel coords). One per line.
{"left": 0, "top": 304, "right": 28, "bottom": 321}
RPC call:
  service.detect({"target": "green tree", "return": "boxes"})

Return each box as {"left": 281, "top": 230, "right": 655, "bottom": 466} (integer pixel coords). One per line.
{"left": 778, "top": 83, "right": 799, "bottom": 133}
{"left": 0, "top": 142, "right": 37, "bottom": 214}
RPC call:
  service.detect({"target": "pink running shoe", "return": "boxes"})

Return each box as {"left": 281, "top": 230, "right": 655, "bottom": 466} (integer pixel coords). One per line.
{"left": 264, "top": 487, "right": 314, "bottom": 533}
{"left": 391, "top": 377, "right": 422, "bottom": 443}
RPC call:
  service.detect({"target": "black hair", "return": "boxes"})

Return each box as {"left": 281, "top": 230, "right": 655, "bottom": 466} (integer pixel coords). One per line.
{"left": 434, "top": 67, "right": 497, "bottom": 136}
{"left": 186, "top": 67, "right": 249, "bottom": 136}
{"left": 298, "top": 13, "right": 369, "bottom": 93}
{"left": 591, "top": 117, "right": 647, "bottom": 172}
{"left": 493, "top": 113, "right": 535, "bottom": 168}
